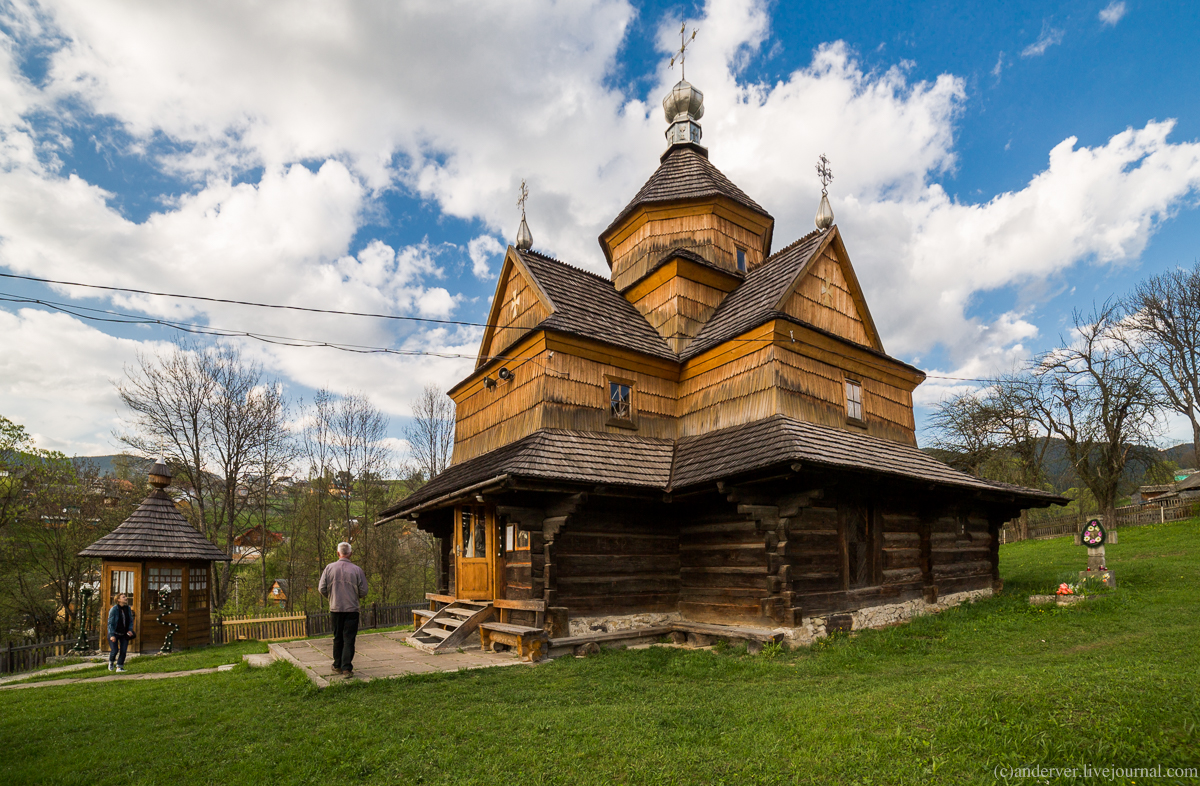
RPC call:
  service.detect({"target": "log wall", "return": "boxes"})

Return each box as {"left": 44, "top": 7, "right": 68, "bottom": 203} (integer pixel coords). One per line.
{"left": 678, "top": 512, "right": 771, "bottom": 624}
{"left": 552, "top": 500, "right": 679, "bottom": 616}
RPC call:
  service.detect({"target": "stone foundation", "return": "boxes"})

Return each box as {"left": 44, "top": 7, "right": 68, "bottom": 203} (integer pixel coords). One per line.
{"left": 775, "top": 588, "right": 994, "bottom": 648}
{"left": 567, "top": 611, "right": 682, "bottom": 637}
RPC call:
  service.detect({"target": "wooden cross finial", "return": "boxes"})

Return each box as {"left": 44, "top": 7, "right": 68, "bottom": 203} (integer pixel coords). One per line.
{"left": 517, "top": 179, "right": 529, "bottom": 219}
{"left": 669, "top": 23, "right": 698, "bottom": 81}
{"left": 816, "top": 154, "right": 833, "bottom": 195}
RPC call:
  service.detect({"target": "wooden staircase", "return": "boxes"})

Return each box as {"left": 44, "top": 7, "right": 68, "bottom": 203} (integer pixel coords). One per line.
{"left": 408, "top": 599, "right": 495, "bottom": 653}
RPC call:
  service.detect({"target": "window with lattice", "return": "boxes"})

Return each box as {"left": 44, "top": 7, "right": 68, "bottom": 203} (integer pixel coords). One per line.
{"left": 147, "top": 567, "right": 182, "bottom": 610}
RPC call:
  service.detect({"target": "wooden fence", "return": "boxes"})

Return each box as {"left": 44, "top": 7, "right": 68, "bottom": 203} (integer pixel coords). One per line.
{"left": 1002, "top": 497, "right": 1199, "bottom": 543}
{"left": 2, "top": 634, "right": 99, "bottom": 675}
{"left": 210, "top": 601, "right": 425, "bottom": 645}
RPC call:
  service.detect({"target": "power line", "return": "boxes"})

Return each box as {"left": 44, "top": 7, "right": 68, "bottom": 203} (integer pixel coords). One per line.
{"left": 0, "top": 271, "right": 492, "bottom": 329}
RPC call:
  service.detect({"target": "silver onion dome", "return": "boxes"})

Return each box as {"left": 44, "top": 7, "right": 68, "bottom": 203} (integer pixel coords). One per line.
{"left": 663, "top": 80, "right": 704, "bottom": 124}
{"left": 814, "top": 193, "right": 835, "bottom": 230}
{"left": 515, "top": 216, "right": 533, "bottom": 251}
{"left": 663, "top": 80, "right": 705, "bottom": 148}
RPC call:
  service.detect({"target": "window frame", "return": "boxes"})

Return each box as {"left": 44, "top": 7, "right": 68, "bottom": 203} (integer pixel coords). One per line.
{"left": 606, "top": 376, "right": 637, "bottom": 429}
{"left": 844, "top": 378, "right": 864, "bottom": 424}
{"left": 735, "top": 246, "right": 747, "bottom": 273}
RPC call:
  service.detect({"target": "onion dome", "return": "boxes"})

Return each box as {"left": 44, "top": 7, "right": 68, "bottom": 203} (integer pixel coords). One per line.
{"left": 815, "top": 193, "right": 835, "bottom": 230}
{"left": 663, "top": 80, "right": 704, "bottom": 148}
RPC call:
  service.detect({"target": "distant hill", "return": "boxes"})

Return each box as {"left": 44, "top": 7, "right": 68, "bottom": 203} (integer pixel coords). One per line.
{"left": 70, "top": 454, "right": 154, "bottom": 478}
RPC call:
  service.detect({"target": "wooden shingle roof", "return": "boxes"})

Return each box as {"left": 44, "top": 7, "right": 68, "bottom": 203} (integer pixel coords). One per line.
{"left": 669, "top": 415, "right": 1064, "bottom": 502}
{"left": 80, "top": 490, "right": 231, "bottom": 561}
{"left": 602, "top": 146, "right": 772, "bottom": 241}
{"left": 517, "top": 249, "right": 676, "bottom": 360}
{"left": 379, "top": 429, "right": 676, "bottom": 518}
{"left": 379, "top": 416, "right": 1063, "bottom": 522}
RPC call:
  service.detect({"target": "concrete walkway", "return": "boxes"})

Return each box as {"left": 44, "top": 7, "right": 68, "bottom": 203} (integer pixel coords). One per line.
{"left": 271, "top": 630, "right": 527, "bottom": 687}
{"left": 0, "top": 664, "right": 236, "bottom": 691}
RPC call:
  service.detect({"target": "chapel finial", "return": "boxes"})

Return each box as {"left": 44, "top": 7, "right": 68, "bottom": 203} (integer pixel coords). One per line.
{"left": 515, "top": 179, "right": 533, "bottom": 251}
{"left": 663, "top": 25, "right": 705, "bottom": 151}
{"left": 814, "top": 154, "right": 835, "bottom": 230}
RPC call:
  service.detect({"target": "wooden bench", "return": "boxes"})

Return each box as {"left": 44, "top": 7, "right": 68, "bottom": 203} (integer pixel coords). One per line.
{"left": 479, "top": 599, "right": 548, "bottom": 662}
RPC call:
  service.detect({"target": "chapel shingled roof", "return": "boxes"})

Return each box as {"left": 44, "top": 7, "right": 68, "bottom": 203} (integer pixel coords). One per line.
{"left": 80, "top": 490, "right": 231, "bottom": 561}
{"left": 602, "top": 145, "right": 772, "bottom": 242}
{"left": 379, "top": 429, "right": 676, "bottom": 519}
{"left": 378, "top": 416, "right": 1063, "bottom": 521}
{"left": 517, "top": 249, "right": 676, "bottom": 360}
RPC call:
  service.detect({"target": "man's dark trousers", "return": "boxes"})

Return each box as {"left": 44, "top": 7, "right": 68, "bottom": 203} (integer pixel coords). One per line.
{"left": 331, "top": 611, "right": 360, "bottom": 671}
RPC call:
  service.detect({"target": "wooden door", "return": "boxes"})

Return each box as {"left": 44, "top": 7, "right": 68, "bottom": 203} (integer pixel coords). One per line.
{"left": 455, "top": 505, "right": 495, "bottom": 600}
{"left": 102, "top": 562, "right": 142, "bottom": 645}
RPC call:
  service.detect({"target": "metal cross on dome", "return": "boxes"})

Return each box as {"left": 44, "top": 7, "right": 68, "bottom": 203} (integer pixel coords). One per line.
{"left": 816, "top": 154, "right": 834, "bottom": 196}
{"left": 670, "top": 23, "right": 698, "bottom": 80}
{"left": 516, "top": 179, "right": 529, "bottom": 219}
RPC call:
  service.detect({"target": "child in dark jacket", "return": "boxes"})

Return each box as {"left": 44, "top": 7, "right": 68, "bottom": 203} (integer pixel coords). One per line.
{"left": 107, "top": 593, "right": 135, "bottom": 672}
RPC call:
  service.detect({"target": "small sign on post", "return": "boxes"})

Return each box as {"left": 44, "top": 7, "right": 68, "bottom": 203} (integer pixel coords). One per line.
{"left": 1074, "top": 518, "right": 1116, "bottom": 587}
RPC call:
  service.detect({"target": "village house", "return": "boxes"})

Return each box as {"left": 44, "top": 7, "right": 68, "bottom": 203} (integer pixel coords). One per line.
{"left": 377, "top": 75, "right": 1063, "bottom": 653}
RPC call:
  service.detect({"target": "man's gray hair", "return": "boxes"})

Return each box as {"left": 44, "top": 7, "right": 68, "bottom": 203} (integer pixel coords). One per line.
{"left": 337, "top": 541, "right": 352, "bottom": 556}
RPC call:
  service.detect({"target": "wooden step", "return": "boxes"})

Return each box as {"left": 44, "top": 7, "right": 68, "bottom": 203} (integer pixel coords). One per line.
{"left": 444, "top": 608, "right": 475, "bottom": 619}
{"left": 435, "top": 618, "right": 463, "bottom": 629}
{"left": 422, "top": 627, "right": 453, "bottom": 639}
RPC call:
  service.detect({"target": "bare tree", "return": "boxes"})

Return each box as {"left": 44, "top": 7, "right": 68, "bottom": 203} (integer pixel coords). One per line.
{"left": 405, "top": 384, "right": 455, "bottom": 481}
{"left": 1122, "top": 261, "right": 1200, "bottom": 466}
{"left": 1023, "top": 303, "right": 1162, "bottom": 525}
{"left": 927, "top": 392, "right": 1002, "bottom": 477}
{"left": 247, "top": 386, "right": 298, "bottom": 605}
{"left": 115, "top": 341, "right": 289, "bottom": 607}
{"left": 116, "top": 340, "right": 216, "bottom": 536}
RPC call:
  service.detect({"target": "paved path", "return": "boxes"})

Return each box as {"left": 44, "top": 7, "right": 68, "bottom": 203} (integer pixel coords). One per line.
{"left": 0, "top": 664, "right": 236, "bottom": 691}
{"left": 271, "top": 631, "right": 527, "bottom": 687}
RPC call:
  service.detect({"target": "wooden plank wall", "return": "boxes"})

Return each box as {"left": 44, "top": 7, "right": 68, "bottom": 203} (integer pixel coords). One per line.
{"left": 552, "top": 501, "right": 679, "bottom": 616}
{"left": 502, "top": 529, "right": 545, "bottom": 627}
{"left": 784, "top": 247, "right": 872, "bottom": 347}
{"left": 930, "top": 513, "right": 993, "bottom": 595}
{"left": 678, "top": 512, "right": 770, "bottom": 623}
{"left": 612, "top": 213, "right": 764, "bottom": 291}
{"left": 541, "top": 351, "right": 676, "bottom": 439}
{"left": 628, "top": 274, "right": 729, "bottom": 353}
{"left": 677, "top": 344, "right": 777, "bottom": 435}
{"left": 453, "top": 349, "right": 548, "bottom": 464}
{"left": 482, "top": 268, "right": 550, "bottom": 361}
{"left": 773, "top": 345, "right": 917, "bottom": 444}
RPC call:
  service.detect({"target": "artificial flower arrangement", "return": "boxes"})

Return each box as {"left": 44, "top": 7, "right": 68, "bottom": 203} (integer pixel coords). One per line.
{"left": 1056, "top": 582, "right": 1075, "bottom": 596}
{"left": 1081, "top": 519, "right": 1106, "bottom": 547}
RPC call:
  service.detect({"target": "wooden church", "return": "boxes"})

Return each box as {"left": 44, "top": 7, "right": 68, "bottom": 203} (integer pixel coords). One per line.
{"left": 379, "top": 75, "right": 1062, "bottom": 651}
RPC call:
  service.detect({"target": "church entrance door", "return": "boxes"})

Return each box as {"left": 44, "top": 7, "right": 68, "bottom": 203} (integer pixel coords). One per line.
{"left": 455, "top": 505, "right": 495, "bottom": 600}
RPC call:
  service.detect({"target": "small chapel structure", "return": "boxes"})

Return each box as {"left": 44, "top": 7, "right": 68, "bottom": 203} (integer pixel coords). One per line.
{"left": 379, "top": 71, "right": 1063, "bottom": 650}
{"left": 80, "top": 461, "right": 230, "bottom": 652}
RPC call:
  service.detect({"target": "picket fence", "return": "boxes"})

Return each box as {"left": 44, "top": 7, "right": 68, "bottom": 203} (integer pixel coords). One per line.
{"left": 211, "top": 601, "right": 425, "bottom": 644}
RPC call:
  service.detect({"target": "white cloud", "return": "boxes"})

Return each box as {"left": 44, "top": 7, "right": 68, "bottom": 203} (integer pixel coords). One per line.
{"left": 1099, "top": 2, "right": 1127, "bottom": 26}
{"left": 467, "top": 235, "right": 504, "bottom": 280}
{"left": 0, "top": 308, "right": 172, "bottom": 455}
{"left": 1021, "top": 24, "right": 1065, "bottom": 57}
{"left": 1, "top": 0, "right": 1199, "bottom": 453}
{"left": 991, "top": 51, "right": 1005, "bottom": 80}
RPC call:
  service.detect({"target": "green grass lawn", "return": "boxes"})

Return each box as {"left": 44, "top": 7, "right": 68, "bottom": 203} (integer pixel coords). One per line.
{"left": 3, "top": 521, "right": 1199, "bottom": 785}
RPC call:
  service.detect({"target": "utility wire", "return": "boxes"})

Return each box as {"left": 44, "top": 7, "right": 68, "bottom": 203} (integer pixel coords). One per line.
{"left": 0, "top": 271, "right": 492, "bottom": 329}
{"left": 1, "top": 276, "right": 1104, "bottom": 388}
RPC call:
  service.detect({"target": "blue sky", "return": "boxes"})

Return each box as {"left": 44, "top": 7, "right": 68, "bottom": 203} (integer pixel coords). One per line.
{"left": 1, "top": 0, "right": 1198, "bottom": 459}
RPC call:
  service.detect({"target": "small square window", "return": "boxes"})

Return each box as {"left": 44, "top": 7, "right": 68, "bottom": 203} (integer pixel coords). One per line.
{"left": 736, "top": 247, "right": 747, "bottom": 273}
{"left": 610, "top": 382, "right": 631, "bottom": 420}
{"left": 845, "top": 379, "right": 863, "bottom": 422}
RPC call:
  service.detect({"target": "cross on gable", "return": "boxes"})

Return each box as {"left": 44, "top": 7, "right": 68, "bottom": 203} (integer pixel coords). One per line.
{"left": 516, "top": 179, "right": 529, "bottom": 219}
{"left": 669, "top": 23, "right": 698, "bottom": 80}
{"left": 816, "top": 154, "right": 833, "bottom": 195}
